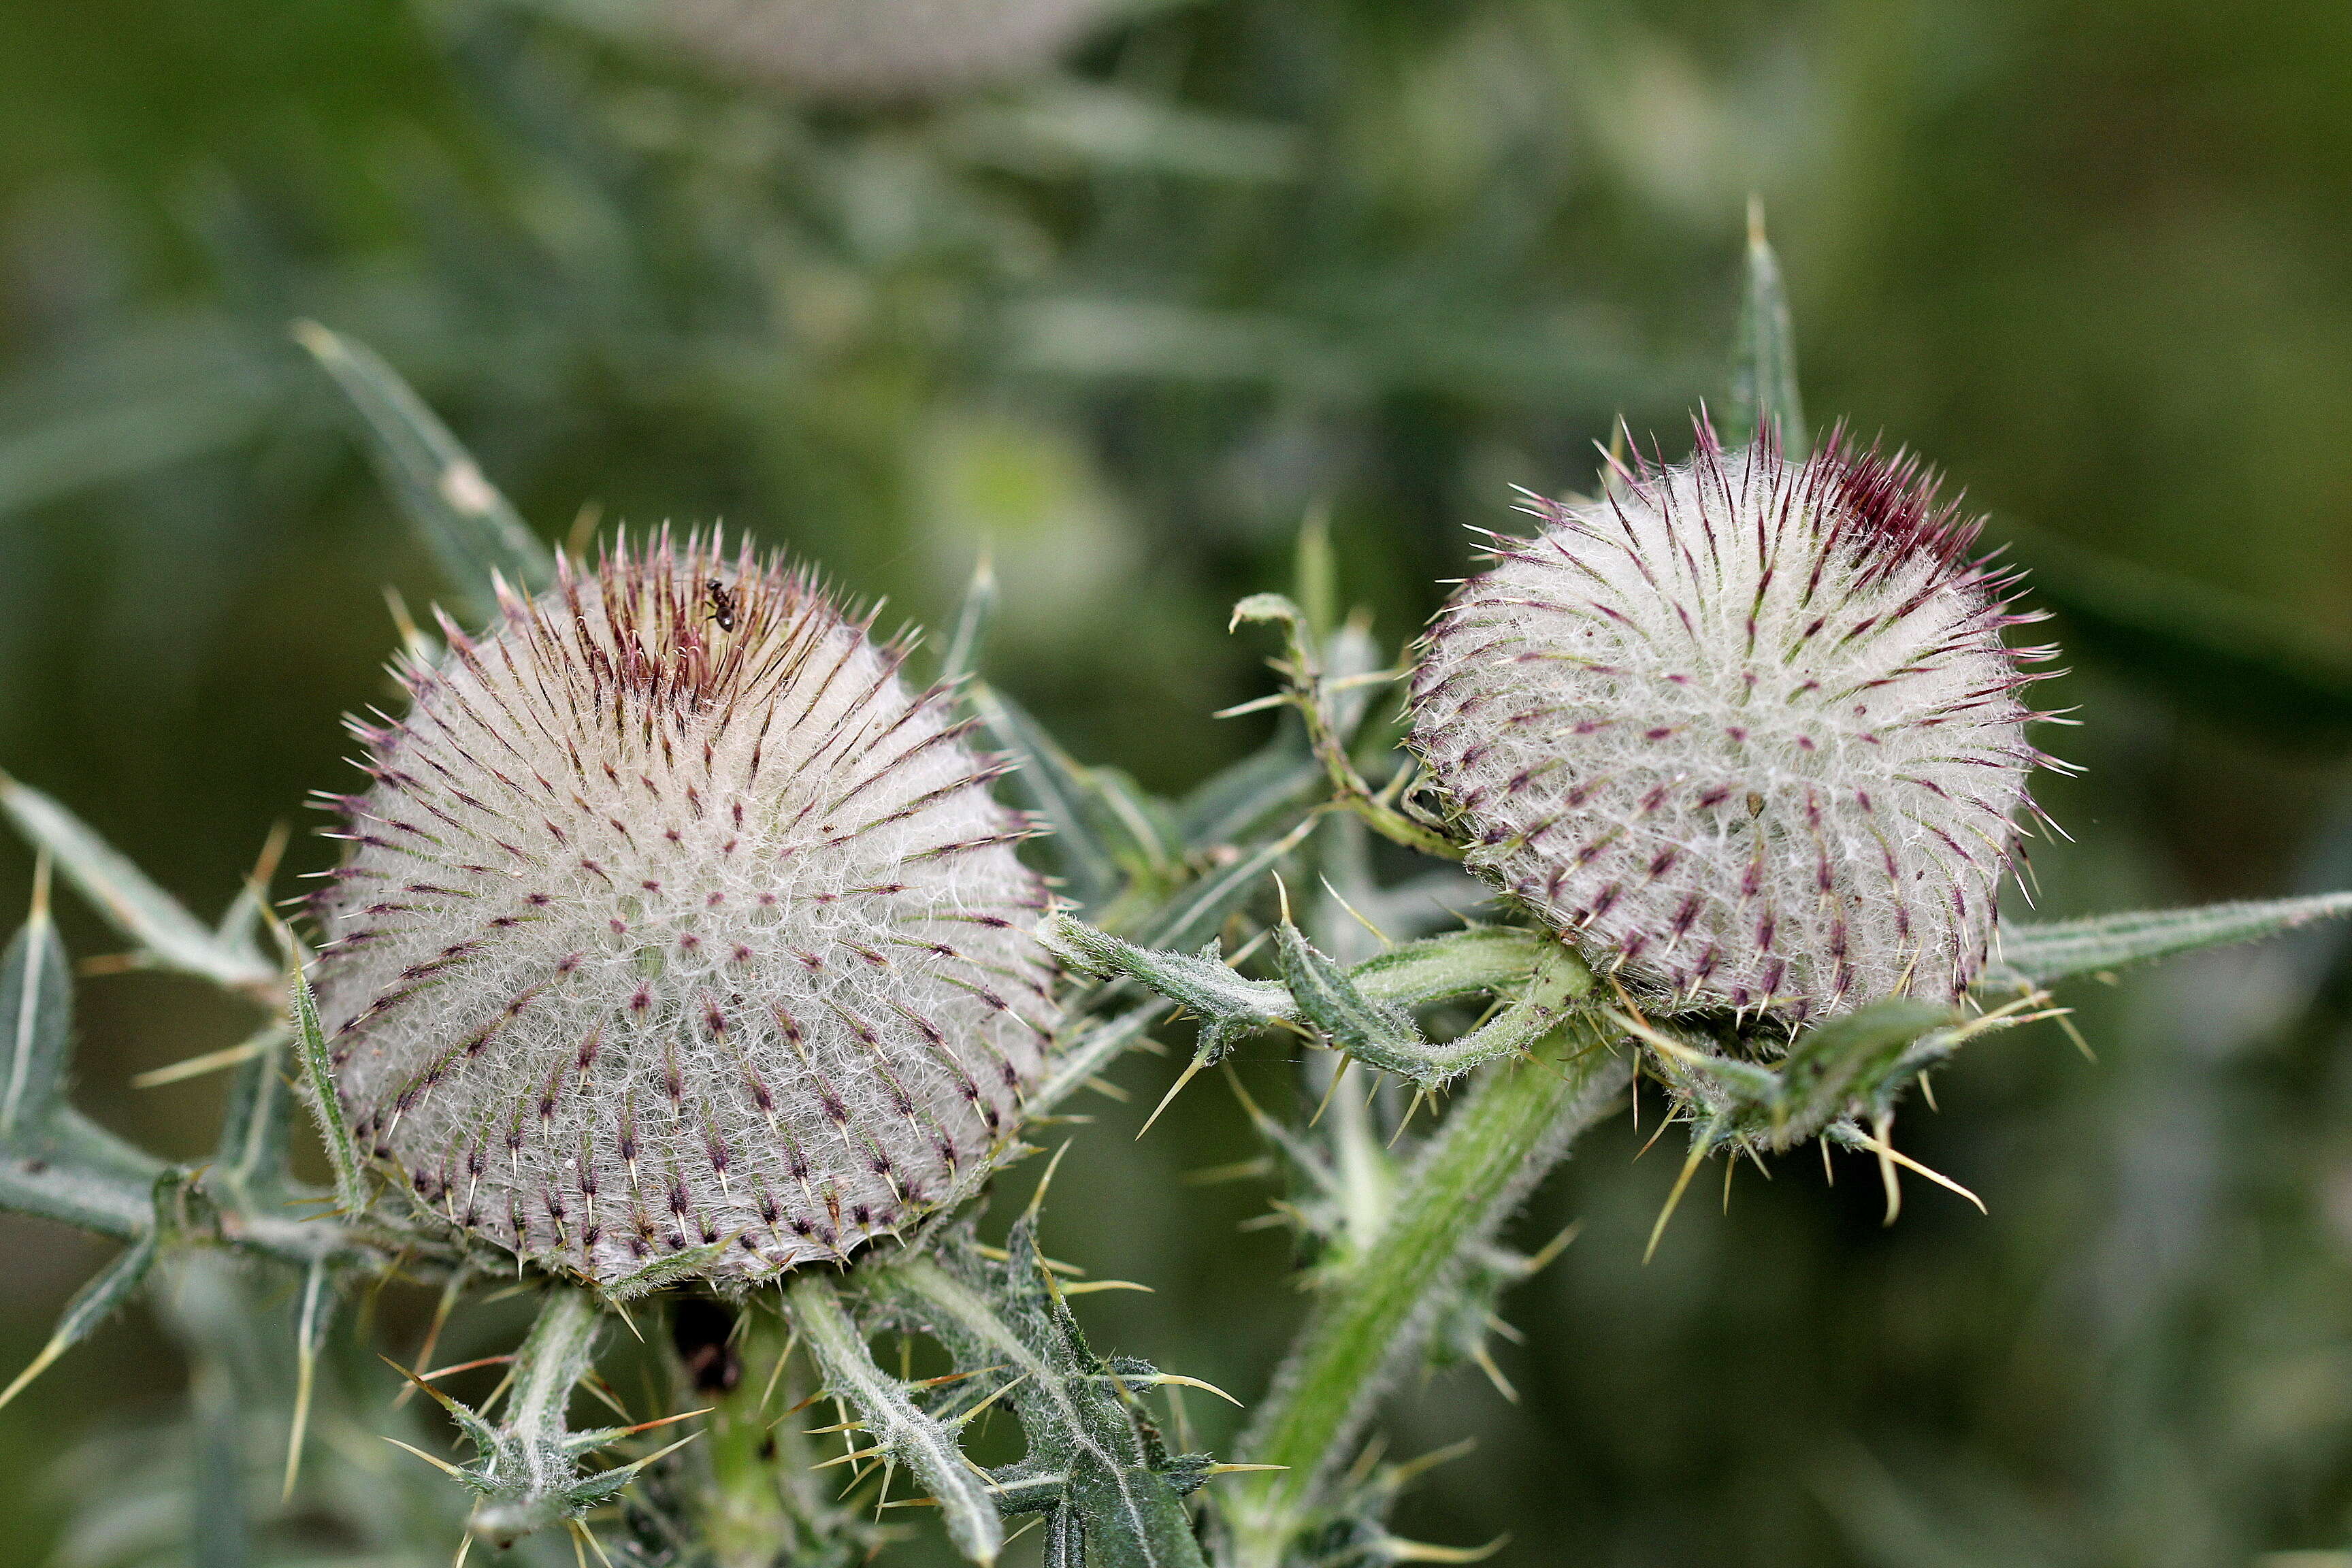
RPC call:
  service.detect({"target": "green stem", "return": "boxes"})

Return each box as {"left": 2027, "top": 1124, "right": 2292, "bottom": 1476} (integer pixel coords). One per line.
{"left": 699, "top": 1308, "right": 865, "bottom": 1568}
{"left": 787, "top": 1274, "right": 1004, "bottom": 1567}
{"left": 1220, "top": 1004, "right": 1631, "bottom": 1568}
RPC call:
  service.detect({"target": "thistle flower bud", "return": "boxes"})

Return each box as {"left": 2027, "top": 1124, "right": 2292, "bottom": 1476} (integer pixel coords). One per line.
{"left": 310, "top": 534, "right": 1056, "bottom": 1285}
{"left": 650, "top": 0, "right": 1121, "bottom": 101}
{"left": 1408, "top": 429, "right": 2055, "bottom": 1022}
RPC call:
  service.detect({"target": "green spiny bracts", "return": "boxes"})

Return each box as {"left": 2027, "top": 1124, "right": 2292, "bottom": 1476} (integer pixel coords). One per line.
{"left": 308, "top": 530, "right": 1060, "bottom": 1287}
{"left": 393, "top": 1287, "right": 699, "bottom": 1550}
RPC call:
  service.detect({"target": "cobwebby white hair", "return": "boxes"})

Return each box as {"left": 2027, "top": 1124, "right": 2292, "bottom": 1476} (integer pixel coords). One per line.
{"left": 310, "top": 532, "right": 1056, "bottom": 1286}
{"left": 1409, "top": 426, "right": 2060, "bottom": 1023}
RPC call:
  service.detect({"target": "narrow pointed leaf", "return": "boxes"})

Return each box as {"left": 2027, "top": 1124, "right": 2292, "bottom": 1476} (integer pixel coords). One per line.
{"left": 291, "top": 968, "right": 368, "bottom": 1214}
{"left": 970, "top": 683, "right": 1121, "bottom": 912}
{"left": 0, "top": 1143, "right": 154, "bottom": 1237}
{"left": 292, "top": 321, "right": 553, "bottom": 618}
{"left": 0, "top": 777, "right": 272, "bottom": 989}
{"left": 0, "top": 884, "right": 71, "bottom": 1141}
{"left": 1983, "top": 893, "right": 2352, "bottom": 987}
{"left": 1134, "top": 815, "right": 1315, "bottom": 952}
{"left": 0, "top": 1225, "right": 159, "bottom": 1411}
{"left": 941, "top": 557, "right": 996, "bottom": 691}
{"left": 1729, "top": 199, "right": 1805, "bottom": 457}
{"left": 214, "top": 1024, "right": 293, "bottom": 1199}
{"left": 1176, "top": 727, "right": 1320, "bottom": 851}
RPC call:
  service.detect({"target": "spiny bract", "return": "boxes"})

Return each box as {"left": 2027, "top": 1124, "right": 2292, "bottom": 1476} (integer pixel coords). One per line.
{"left": 1408, "top": 427, "right": 2056, "bottom": 1022}
{"left": 310, "top": 533, "right": 1057, "bottom": 1286}
{"left": 651, "top": 0, "right": 1122, "bottom": 100}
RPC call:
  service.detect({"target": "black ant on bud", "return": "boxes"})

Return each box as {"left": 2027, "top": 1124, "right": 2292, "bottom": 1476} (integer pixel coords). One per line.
{"left": 704, "top": 578, "right": 738, "bottom": 633}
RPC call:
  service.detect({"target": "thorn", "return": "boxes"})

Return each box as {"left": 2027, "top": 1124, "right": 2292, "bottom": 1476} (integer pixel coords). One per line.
{"left": 396, "top": 1268, "right": 476, "bottom": 1410}
{"left": 0, "top": 1333, "right": 71, "bottom": 1415}
{"left": 1519, "top": 1220, "right": 1582, "bottom": 1275}
{"left": 1058, "top": 1280, "right": 1154, "bottom": 1295}
{"left": 1022, "top": 1140, "right": 1073, "bottom": 1228}
{"left": 283, "top": 1261, "right": 329, "bottom": 1502}
{"left": 815, "top": 1445, "right": 887, "bottom": 1471}
{"left": 572, "top": 1519, "right": 618, "bottom": 1568}
{"left": 1138, "top": 1055, "right": 1210, "bottom": 1140}
{"left": 1203, "top": 1463, "right": 1289, "bottom": 1475}
{"left": 1468, "top": 1341, "right": 1517, "bottom": 1403}
{"left": 1117, "top": 1373, "right": 1242, "bottom": 1407}
{"left": 1309, "top": 1058, "right": 1352, "bottom": 1130}
{"left": 1319, "top": 876, "right": 1392, "bottom": 949}
{"left": 758, "top": 1330, "right": 798, "bottom": 1416}
{"left": 1842, "top": 1119, "right": 1985, "bottom": 1216}
{"left": 1643, "top": 1119, "right": 1722, "bottom": 1264}
{"left": 455, "top": 1533, "right": 475, "bottom": 1568}
{"left": 1377, "top": 1534, "right": 1509, "bottom": 1564}
{"left": 382, "top": 1436, "right": 469, "bottom": 1480}
{"left": 131, "top": 1032, "right": 280, "bottom": 1088}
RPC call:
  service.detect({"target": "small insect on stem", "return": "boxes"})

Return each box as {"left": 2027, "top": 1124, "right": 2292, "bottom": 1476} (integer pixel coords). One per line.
{"left": 704, "top": 578, "right": 739, "bottom": 632}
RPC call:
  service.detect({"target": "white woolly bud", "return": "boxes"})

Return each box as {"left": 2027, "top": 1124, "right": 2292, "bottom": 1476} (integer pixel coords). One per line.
{"left": 1408, "top": 429, "right": 2057, "bottom": 1022}
{"left": 309, "top": 532, "right": 1056, "bottom": 1285}
{"left": 649, "top": 0, "right": 1120, "bottom": 101}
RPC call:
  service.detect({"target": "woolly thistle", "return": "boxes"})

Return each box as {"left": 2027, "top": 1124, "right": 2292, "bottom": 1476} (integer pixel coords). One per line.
{"left": 647, "top": 0, "right": 1124, "bottom": 101}
{"left": 308, "top": 533, "right": 1058, "bottom": 1286}
{"left": 1407, "top": 428, "right": 2057, "bottom": 1022}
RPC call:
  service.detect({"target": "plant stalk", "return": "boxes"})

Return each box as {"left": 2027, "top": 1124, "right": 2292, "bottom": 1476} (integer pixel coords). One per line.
{"left": 1218, "top": 1003, "right": 1629, "bottom": 1568}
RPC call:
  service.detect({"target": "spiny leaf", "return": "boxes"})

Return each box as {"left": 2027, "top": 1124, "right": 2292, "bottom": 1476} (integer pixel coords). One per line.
{"left": 1043, "top": 915, "right": 1292, "bottom": 1031}
{"left": 0, "top": 1223, "right": 159, "bottom": 1411}
{"left": 1983, "top": 893, "right": 2352, "bottom": 987}
{"left": 292, "top": 321, "right": 554, "bottom": 618}
{"left": 595, "top": 1237, "right": 735, "bottom": 1303}
{"left": 0, "top": 861, "right": 71, "bottom": 1141}
{"left": 0, "top": 775, "right": 274, "bottom": 990}
{"left": 1729, "top": 197, "right": 1806, "bottom": 458}
{"left": 291, "top": 966, "right": 368, "bottom": 1214}
{"left": 1273, "top": 922, "right": 1428, "bottom": 1079}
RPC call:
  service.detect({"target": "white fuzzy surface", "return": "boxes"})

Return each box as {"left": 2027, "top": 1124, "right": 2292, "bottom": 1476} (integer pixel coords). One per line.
{"left": 653, "top": 0, "right": 1117, "bottom": 99}
{"left": 311, "top": 536, "right": 1055, "bottom": 1284}
{"left": 1409, "top": 438, "right": 2046, "bottom": 1021}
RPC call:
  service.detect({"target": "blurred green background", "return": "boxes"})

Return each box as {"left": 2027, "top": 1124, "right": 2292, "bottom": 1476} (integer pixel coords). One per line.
{"left": 7, "top": 0, "right": 2352, "bottom": 1564}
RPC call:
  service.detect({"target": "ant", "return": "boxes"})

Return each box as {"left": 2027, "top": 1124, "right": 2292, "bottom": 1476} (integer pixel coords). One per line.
{"left": 704, "top": 578, "right": 738, "bottom": 633}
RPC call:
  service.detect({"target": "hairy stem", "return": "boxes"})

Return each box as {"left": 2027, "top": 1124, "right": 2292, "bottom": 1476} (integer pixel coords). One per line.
{"left": 1219, "top": 1004, "right": 1631, "bottom": 1568}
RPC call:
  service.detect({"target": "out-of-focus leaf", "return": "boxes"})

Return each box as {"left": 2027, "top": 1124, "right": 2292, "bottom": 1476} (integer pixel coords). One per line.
{"left": 941, "top": 555, "right": 997, "bottom": 691}
{"left": 970, "top": 682, "right": 1123, "bottom": 911}
{"left": 1134, "top": 815, "right": 1315, "bottom": 953}
{"left": 949, "top": 83, "right": 1305, "bottom": 183}
{"left": 0, "top": 1224, "right": 160, "bottom": 1412}
{"left": 0, "top": 865, "right": 70, "bottom": 1142}
{"left": 2010, "top": 522, "right": 2352, "bottom": 749}
{"left": 212, "top": 1024, "right": 293, "bottom": 1203}
{"left": 1984, "top": 893, "right": 2352, "bottom": 987}
{"left": 293, "top": 321, "right": 554, "bottom": 619}
{"left": 0, "top": 776, "right": 275, "bottom": 991}
{"left": 1728, "top": 198, "right": 1805, "bottom": 458}
{"left": 1177, "top": 725, "right": 1320, "bottom": 851}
